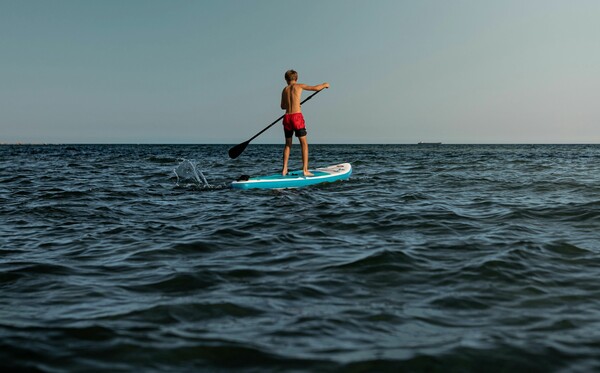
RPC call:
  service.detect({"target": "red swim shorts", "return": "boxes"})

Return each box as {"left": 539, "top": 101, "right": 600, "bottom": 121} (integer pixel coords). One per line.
{"left": 283, "top": 113, "right": 307, "bottom": 138}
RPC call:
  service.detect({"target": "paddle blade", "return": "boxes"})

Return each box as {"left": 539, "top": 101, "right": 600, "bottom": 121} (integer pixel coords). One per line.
{"left": 228, "top": 140, "right": 249, "bottom": 159}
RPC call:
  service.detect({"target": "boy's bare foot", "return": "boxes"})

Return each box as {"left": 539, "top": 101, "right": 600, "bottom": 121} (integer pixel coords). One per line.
{"left": 282, "top": 168, "right": 288, "bottom": 176}
{"left": 303, "top": 171, "right": 314, "bottom": 177}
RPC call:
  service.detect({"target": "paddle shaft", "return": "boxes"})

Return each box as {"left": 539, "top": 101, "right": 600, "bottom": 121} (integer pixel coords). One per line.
{"left": 246, "top": 89, "right": 323, "bottom": 143}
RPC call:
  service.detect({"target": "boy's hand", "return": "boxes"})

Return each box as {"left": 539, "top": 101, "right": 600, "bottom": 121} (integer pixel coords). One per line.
{"left": 323, "top": 82, "right": 330, "bottom": 89}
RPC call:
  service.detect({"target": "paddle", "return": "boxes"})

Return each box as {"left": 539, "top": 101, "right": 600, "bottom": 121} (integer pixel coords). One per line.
{"left": 228, "top": 89, "right": 324, "bottom": 159}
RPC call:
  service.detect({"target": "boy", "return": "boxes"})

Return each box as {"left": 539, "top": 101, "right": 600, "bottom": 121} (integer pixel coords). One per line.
{"left": 280, "top": 69, "right": 329, "bottom": 176}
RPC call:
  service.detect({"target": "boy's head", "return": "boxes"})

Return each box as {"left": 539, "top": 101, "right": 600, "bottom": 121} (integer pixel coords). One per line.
{"left": 285, "top": 69, "right": 298, "bottom": 83}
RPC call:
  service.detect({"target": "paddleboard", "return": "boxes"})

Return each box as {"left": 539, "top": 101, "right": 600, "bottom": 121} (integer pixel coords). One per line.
{"left": 231, "top": 163, "right": 352, "bottom": 190}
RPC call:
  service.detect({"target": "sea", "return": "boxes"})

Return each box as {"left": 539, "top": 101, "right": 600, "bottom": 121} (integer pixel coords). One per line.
{"left": 1, "top": 144, "right": 600, "bottom": 372}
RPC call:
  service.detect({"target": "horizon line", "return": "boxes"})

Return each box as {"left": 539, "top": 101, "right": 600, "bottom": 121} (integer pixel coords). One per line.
{"left": 2, "top": 142, "right": 600, "bottom": 146}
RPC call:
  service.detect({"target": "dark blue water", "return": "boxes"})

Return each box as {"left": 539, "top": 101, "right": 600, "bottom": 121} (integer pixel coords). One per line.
{"left": 2, "top": 144, "right": 600, "bottom": 372}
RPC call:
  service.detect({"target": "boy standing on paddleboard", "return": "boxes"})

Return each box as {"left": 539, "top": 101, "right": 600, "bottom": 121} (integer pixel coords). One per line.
{"left": 281, "top": 70, "right": 329, "bottom": 176}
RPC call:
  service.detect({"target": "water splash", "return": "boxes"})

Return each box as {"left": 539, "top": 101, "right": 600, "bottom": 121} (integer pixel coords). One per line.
{"left": 174, "top": 159, "right": 210, "bottom": 187}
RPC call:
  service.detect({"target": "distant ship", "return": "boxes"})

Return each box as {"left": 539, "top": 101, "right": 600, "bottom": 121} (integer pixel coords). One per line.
{"left": 418, "top": 141, "right": 442, "bottom": 145}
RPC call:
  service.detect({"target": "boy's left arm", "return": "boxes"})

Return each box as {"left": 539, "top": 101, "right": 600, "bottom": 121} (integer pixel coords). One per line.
{"left": 281, "top": 89, "right": 287, "bottom": 110}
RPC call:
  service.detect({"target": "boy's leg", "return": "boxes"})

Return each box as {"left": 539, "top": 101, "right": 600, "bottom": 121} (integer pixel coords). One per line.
{"left": 298, "top": 135, "right": 313, "bottom": 177}
{"left": 282, "top": 137, "right": 293, "bottom": 175}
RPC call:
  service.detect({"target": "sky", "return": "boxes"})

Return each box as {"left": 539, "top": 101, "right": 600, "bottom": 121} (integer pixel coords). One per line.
{"left": 1, "top": 0, "right": 599, "bottom": 144}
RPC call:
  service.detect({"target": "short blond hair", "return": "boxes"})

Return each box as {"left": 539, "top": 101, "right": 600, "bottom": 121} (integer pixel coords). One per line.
{"left": 285, "top": 69, "right": 298, "bottom": 83}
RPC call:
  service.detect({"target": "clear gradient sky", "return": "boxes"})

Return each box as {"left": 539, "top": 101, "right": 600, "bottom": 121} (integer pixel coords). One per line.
{"left": 1, "top": 0, "right": 599, "bottom": 144}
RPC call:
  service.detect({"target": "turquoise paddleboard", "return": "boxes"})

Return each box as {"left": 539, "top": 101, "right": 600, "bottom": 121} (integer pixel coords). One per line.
{"left": 231, "top": 163, "right": 352, "bottom": 190}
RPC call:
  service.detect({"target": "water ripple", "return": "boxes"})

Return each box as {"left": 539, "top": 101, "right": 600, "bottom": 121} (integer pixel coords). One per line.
{"left": 2, "top": 144, "right": 600, "bottom": 371}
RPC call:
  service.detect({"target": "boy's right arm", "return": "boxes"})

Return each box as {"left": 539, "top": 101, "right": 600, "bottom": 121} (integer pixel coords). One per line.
{"left": 299, "top": 82, "right": 330, "bottom": 91}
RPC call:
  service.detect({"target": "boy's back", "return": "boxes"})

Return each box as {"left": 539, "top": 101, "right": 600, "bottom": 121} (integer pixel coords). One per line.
{"left": 281, "top": 84, "right": 304, "bottom": 114}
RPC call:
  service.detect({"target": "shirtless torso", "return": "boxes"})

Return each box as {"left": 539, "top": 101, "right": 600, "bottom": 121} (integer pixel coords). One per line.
{"left": 281, "top": 83, "right": 304, "bottom": 114}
